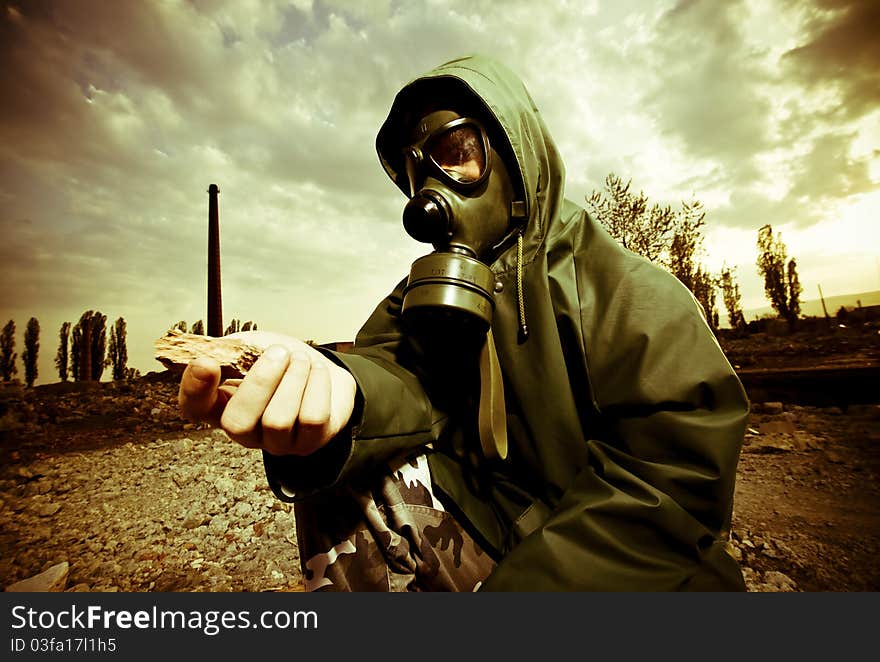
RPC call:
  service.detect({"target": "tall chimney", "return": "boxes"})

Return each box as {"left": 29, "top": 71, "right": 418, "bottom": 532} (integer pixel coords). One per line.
{"left": 207, "top": 184, "right": 223, "bottom": 337}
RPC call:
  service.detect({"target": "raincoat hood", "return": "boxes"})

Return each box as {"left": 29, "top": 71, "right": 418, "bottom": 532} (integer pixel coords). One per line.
{"left": 376, "top": 54, "right": 565, "bottom": 273}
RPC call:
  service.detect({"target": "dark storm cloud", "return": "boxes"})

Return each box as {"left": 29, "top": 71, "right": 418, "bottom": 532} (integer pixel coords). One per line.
{"left": 783, "top": 0, "right": 880, "bottom": 121}
{"left": 634, "top": 0, "right": 878, "bottom": 233}
{"left": 709, "top": 192, "right": 789, "bottom": 236}
{"left": 2, "top": 2, "right": 228, "bottom": 141}
{"left": 0, "top": 2, "right": 317, "bottom": 182}
{"left": 644, "top": 0, "right": 773, "bottom": 185}
{"left": 0, "top": 0, "right": 400, "bottom": 335}
{"left": 268, "top": 0, "right": 368, "bottom": 48}
{"left": 789, "top": 129, "right": 875, "bottom": 201}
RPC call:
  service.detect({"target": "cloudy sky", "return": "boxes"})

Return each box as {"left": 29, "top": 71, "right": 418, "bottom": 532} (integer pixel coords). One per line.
{"left": 1, "top": 0, "right": 878, "bottom": 385}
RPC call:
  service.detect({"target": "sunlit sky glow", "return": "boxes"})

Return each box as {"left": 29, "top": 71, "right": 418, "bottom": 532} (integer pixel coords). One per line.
{"left": 1, "top": 0, "right": 878, "bottom": 384}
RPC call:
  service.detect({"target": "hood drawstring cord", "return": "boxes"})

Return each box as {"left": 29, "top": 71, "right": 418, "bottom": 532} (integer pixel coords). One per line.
{"left": 517, "top": 229, "right": 529, "bottom": 341}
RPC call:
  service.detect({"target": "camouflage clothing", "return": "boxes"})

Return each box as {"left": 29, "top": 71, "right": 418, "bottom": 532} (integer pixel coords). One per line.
{"left": 294, "top": 452, "right": 496, "bottom": 592}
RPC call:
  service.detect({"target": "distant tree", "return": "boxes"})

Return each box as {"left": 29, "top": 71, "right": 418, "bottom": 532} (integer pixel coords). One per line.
{"left": 787, "top": 258, "right": 802, "bottom": 324}
{"left": 71, "top": 318, "right": 83, "bottom": 381}
{"left": 125, "top": 367, "right": 141, "bottom": 380}
{"left": 586, "top": 173, "right": 708, "bottom": 269}
{"left": 587, "top": 174, "right": 718, "bottom": 318}
{"left": 1, "top": 320, "right": 17, "bottom": 381}
{"left": 692, "top": 266, "right": 719, "bottom": 333}
{"left": 757, "top": 225, "right": 786, "bottom": 314}
{"left": 22, "top": 317, "right": 40, "bottom": 387}
{"left": 190, "top": 320, "right": 205, "bottom": 335}
{"left": 106, "top": 317, "right": 128, "bottom": 381}
{"left": 90, "top": 312, "right": 107, "bottom": 381}
{"left": 586, "top": 174, "right": 680, "bottom": 263}
{"left": 224, "top": 319, "right": 241, "bottom": 336}
{"left": 71, "top": 310, "right": 106, "bottom": 381}
{"left": 666, "top": 201, "right": 706, "bottom": 291}
{"left": 756, "top": 224, "right": 801, "bottom": 332}
{"left": 720, "top": 265, "right": 746, "bottom": 331}
{"left": 72, "top": 311, "right": 92, "bottom": 381}
{"left": 55, "top": 321, "right": 71, "bottom": 381}
{"left": 241, "top": 321, "right": 253, "bottom": 332}
{"left": 107, "top": 326, "right": 115, "bottom": 367}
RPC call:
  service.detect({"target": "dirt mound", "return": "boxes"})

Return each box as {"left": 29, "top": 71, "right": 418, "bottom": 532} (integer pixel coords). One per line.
{"left": 718, "top": 318, "right": 880, "bottom": 371}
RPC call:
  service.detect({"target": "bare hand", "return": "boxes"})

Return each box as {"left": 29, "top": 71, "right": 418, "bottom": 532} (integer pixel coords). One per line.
{"left": 178, "top": 331, "right": 356, "bottom": 456}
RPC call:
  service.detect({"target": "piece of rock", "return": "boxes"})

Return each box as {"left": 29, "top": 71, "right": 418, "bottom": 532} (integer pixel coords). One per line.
{"left": 154, "top": 329, "right": 263, "bottom": 379}
{"left": 32, "top": 502, "right": 62, "bottom": 517}
{"left": 762, "top": 570, "right": 798, "bottom": 592}
{"left": 173, "top": 438, "right": 194, "bottom": 453}
{"left": 182, "top": 510, "right": 206, "bottom": 530}
{"left": 744, "top": 436, "right": 795, "bottom": 454}
{"left": 5, "top": 561, "right": 69, "bottom": 592}
{"left": 755, "top": 402, "right": 784, "bottom": 415}
{"left": 758, "top": 419, "right": 797, "bottom": 436}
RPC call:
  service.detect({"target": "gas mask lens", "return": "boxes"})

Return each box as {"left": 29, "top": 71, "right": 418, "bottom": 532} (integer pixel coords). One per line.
{"left": 430, "top": 123, "right": 486, "bottom": 183}
{"left": 402, "top": 118, "right": 490, "bottom": 197}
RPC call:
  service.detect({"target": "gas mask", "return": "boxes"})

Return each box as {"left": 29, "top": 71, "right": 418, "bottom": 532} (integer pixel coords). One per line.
{"left": 396, "top": 110, "right": 527, "bottom": 460}
{"left": 398, "top": 110, "right": 526, "bottom": 337}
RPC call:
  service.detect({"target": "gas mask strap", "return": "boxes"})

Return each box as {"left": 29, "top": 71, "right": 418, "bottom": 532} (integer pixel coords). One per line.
{"left": 477, "top": 328, "right": 508, "bottom": 460}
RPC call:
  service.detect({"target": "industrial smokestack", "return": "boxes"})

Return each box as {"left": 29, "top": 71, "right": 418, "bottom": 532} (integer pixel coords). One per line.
{"left": 207, "top": 184, "right": 223, "bottom": 338}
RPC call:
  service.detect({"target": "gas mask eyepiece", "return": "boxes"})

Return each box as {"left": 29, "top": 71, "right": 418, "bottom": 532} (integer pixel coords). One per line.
{"left": 400, "top": 116, "right": 491, "bottom": 199}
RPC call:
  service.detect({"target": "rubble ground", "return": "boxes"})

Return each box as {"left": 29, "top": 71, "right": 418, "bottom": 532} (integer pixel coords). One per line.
{"left": 0, "top": 374, "right": 302, "bottom": 592}
{"left": 1, "top": 353, "right": 879, "bottom": 592}
{"left": 732, "top": 401, "right": 880, "bottom": 591}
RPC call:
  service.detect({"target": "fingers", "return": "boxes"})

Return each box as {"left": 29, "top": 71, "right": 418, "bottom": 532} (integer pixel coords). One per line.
{"left": 220, "top": 345, "right": 290, "bottom": 447}
{"left": 179, "top": 358, "right": 224, "bottom": 425}
{"left": 259, "top": 355, "right": 334, "bottom": 457}
{"left": 289, "top": 362, "right": 333, "bottom": 456}
{"left": 196, "top": 343, "right": 344, "bottom": 456}
{"left": 260, "top": 352, "right": 311, "bottom": 455}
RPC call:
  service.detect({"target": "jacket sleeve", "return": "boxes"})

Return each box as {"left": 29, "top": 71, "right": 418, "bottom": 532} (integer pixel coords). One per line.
{"left": 263, "top": 278, "right": 446, "bottom": 501}
{"left": 480, "top": 258, "right": 750, "bottom": 591}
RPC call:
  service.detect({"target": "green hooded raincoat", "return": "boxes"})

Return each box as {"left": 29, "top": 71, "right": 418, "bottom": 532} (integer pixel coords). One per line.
{"left": 265, "top": 55, "right": 749, "bottom": 591}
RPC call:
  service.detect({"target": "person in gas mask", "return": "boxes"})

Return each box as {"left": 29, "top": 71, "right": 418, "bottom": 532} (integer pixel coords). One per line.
{"left": 178, "top": 55, "right": 749, "bottom": 591}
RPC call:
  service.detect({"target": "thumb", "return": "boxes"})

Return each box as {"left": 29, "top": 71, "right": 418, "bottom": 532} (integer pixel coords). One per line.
{"left": 178, "top": 358, "right": 225, "bottom": 424}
